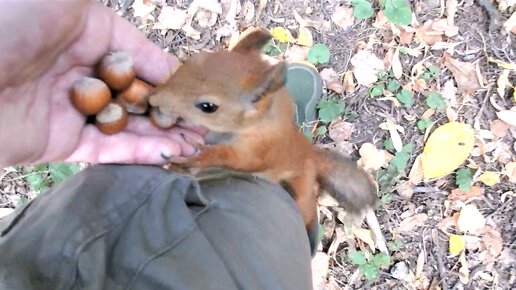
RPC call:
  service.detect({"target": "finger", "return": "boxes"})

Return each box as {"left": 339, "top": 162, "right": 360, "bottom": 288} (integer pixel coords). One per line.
{"left": 65, "top": 125, "right": 193, "bottom": 164}
{"left": 100, "top": 3, "right": 181, "bottom": 84}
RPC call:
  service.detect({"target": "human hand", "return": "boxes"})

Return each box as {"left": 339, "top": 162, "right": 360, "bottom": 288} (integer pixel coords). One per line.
{"left": 0, "top": 0, "right": 204, "bottom": 168}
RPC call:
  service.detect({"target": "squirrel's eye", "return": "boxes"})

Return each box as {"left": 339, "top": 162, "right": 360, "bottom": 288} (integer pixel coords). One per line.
{"left": 195, "top": 102, "right": 219, "bottom": 113}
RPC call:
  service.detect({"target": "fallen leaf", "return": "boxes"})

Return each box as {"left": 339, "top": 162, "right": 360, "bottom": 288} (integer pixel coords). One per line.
{"left": 350, "top": 50, "right": 385, "bottom": 86}
{"left": 421, "top": 122, "right": 475, "bottom": 179}
{"left": 449, "top": 234, "right": 465, "bottom": 256}
{"left": 459, "top": 252, "right": 470, "bottom": 284}
{"left": 491, "top": 119, "right": 510, "bottom": 139}
{"left": 396, "top": 182, "right": 414, "bottom": 199}
{"left": 503, "top": 10, "right": 516, "bottom": 33}
{"left": 408, "top": 154, "right": 424, "bottom": 184}
{"left": 504, "top": 162, "right": 516, "bottom": 182}
{"left": 480, "top": 226, "right": 503, "bottom": 263}
{"left": 391, "top": 47, "right": 403, "bottom": 79}
{"left": 328, "top": 120, "right": 354, "bottom": 142}
{"left": 416, "top": 251, "right": 425, "bottom": 278}
{"left": 352, "top": 227, "right": 376, "bottom": 251}
{"left": 270, "top": 27, "right": 289, "bottom": 43}
{"left": 441, "top": 80, "right": 458, "bottom": 106}
{"left": 154, "top": 6, "right": 188, "bottom": 30}
{"left": 296, "top": 27, "right": 313, "bottom": 47}
{"left": 446, "top": 0, "right": 458, "bottom": 26}
{"left": 285, "top": 45, "right": 309, "bottom": 62}
{"left": 331, "top": 5, "right": 354, "bottom": 29}
{"left": 294, "top": 10, "right": 326, "bottom": 30}
{"left": 131, "top": 0, "right": 156, "bottom": 18}
{"left": 477, "top": 171, "right": 501, "bottom": 186}
{"left": 443, "top": 53, "right": 483, "bottom": 95}
{"left": 437, "top": 213, "right": 459, "bottom": 232}
{"left": 240, "top": 1, "right": 255, "bottom": 22}
{"left": 457, "top": 204, "right": 485, "bottom": 234}
{"left": 496, "top": 109, "right": 516, "bottom": 127}
{"left": 449, "top": 186, "right": 484, "bottom": 202}
{"left": 384, "top": 118, "right": 403, "bottom": 152}
{"left": 431, "top": 18, "right": 459, "bottom": 37}
{"left": 195, "top": 9, "right": 218, "bottom": 28}
{"left": 415, "top": 20, "right": 444, "bottom": 45}
{"left": 182, "top": 23, "right": 201, "bottom": 39}
{"left": 396, "top": 213, "right": 428, "bottom": 233}
{"left": 358, "top": 143, "right": 388, "bottom": 171}
{"left": 497, "top": 70, "right": 511, "bottom": 98}
{"left": 446, "top": 107, "right": 458, "bottom": 122}
{"left": 343, "top": 71, "right": 356, "bottom": 93}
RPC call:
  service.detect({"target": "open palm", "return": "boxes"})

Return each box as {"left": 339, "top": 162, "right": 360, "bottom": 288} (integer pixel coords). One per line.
{"left": 0, "top": 1, "right": 203, "bottom": 167}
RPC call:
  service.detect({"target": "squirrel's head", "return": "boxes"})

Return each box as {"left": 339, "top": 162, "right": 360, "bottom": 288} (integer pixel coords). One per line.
{"left": 149, "top": 28, "right": 287, "bottom": 132}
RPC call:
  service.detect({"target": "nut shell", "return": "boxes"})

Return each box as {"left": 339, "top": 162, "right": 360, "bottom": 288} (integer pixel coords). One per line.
{"left": 95, "top": 102, "right": 128, "bottom": 135}
{"left": 71, "top": 77, "right": 111, "bottom": 115}
{"left": 97, "top": 51, "right": 135, "bottom": 91}
{"left": 149, "top": 106, "right": 178, "bottom": 129}
{"left": 117, "top": 79, "right": 153, "bottom": 114}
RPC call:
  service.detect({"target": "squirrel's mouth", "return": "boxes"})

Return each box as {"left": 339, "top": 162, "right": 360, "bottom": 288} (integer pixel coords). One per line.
{"left": 176, "top": 117, "right": 209, "bottom": 135}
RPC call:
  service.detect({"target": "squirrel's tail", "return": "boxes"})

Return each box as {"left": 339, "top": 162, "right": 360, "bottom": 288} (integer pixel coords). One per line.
{"left": 315, "top": 149, "right": 377, "bottom": 213}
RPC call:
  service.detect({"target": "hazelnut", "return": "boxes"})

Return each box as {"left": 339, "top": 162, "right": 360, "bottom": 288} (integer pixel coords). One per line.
{"left": 95, "top": 101, "right": 128, "bottom": 135}
{"left": 97, "top": 51, "right": 136, "bottom": 91}
{"left": 149, "top": 106, "right": 178, "bottom": 129}
{"left": 70, "top": 77, "right": 111, "bottom": 115}
{"left": 117, "top": 79, "right": 153, "bottom": 114}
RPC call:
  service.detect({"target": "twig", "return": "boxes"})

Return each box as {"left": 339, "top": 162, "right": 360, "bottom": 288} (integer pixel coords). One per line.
{"left": 365, "top": 209, "right": 388, "bottom": 254}
{"left": 433, "top": 229, "right": 449, "bottom": 290}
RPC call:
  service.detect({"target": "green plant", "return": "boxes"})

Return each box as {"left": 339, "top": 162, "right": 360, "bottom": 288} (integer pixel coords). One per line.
{"left": 456, "top": 167, "right": 473, "bottom": 191}
{"left": 348, "top": 251, "right": 391, "bottom": 281}
{"left": 24, "top": 163, "right": 81, "bottom": 193}
{"left": 307, "top": 43, "right": 330, "bottom": 65}
{"left": 396, "top": 89, "right": 413, "bottom": 107}
{"left": 426, "top": 91, "right": 446, "bottom": 109}
{"left": 369, "top": 84, "right": 384, "bottom": 97}
{"left": 420, "top": 64, "right": 440, "bottom": 81}
{"left": 262, "top": 40, "right": 287, "bottom": 57}
{"left": 351, "top": 0, "right": 374, "bottom": 20}
{"left": 417, "top": 118, "right": 432, "bottom": 132}
{"left": 387, "top": 239, "right": 403, "bottom": 251}
{"left": 382, "top": 0, "right": 412, "bottom": 25}
{"left": 316, "top": 96, "right": 346, "bottom": 123}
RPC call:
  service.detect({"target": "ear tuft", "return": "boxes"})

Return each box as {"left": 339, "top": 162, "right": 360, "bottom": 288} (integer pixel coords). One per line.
{"left": 231, "top": 28, "right": 272, "bottom": 53}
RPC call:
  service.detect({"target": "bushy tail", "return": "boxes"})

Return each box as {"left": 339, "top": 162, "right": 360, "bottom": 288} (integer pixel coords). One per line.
{"left": 315, "top": 149, "right": 377, "bottom": 213}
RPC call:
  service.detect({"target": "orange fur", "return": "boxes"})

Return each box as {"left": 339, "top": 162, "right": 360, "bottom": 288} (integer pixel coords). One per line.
{"left": 150, "top": 28, "right": 376, "bottom": 228}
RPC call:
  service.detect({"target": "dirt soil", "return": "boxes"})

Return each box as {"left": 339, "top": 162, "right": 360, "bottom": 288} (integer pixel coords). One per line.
{"left": 1, "top": 0, "right": 515, "bottom": 289}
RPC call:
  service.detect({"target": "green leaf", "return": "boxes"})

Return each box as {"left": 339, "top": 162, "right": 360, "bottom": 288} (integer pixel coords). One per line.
{"left": 25, "top": 173, "right": 48, "bottom": 192}
{"left": 456, "top": 167, "right": 473, "bottom": 191}
{"left": 351, "top": 0, "right": 374, "bottom": 20}
{"left": 48, "top": 163, "right": 80, "bottom": 184}
{"left": 380, "top": 193, "right": 392, "bottom": 204}
{"left": 387, "top": 239, "right": 403, "bottom": 251}
{"left": 369, "top": 84, "right": 384, "bottom": 97}
{"left": 371, "top": 253, "right": 391, "bottom": 267}
{"left": 348, "top": 251, "right": 367, "bottom": 265}
{"left": 387, "top": 80, "right": 400, "bottom": 92}
{"left": 398, "top": 47, "right": 408, "bottom": 54}
{"left": 307, "top": 43, "right": 330, "bottom": 65}
{"left": 396, "top": 89, "right": 413, "bottom": 107}
{"left": 383, "top": 138, "right": 395, "bottom": 152}
{"left": 426, "top": 91, "right": 446, "bottom": 109}
{"left": 377, "top": 71, "right": 389, "bottom": 81}
{"left": 360, "top": 264, "right": 379, "bottom": 280}
{"left": 317, "top": 100, "right": 345, "bottom": 122}
{"left": 428, "top": 64, "right": 440, "bottom": 76}
{"left": 420, "top": 72, "right": 431, "bottom": 81}
{"left": 262, "top": 41, "right": 282, "bottom": 57}
{"left": 383, "top": 0, "right": 412, "bottom": 25}
{"left": 390, "top": 144, "right": 412, "bottom": 172}
{"left": 417, "top": 118, "right": 432, "bottom": 132}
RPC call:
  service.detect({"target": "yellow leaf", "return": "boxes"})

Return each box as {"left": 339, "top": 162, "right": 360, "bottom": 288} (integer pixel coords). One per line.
{"left": 296, "top": 27, "right": 313, "bottom": 47}
{"left": 421, "top": 122, "right": 475, "bottom": 179}
{"left": 449, "top": 234, "right": 464, "bottom": 256}
{"left": 269, "top": 27, "right": 289, "bottom": 43}
{"left": 478, "top": 171, "right": 500, "bottom": 186}
{"left": 497, "top": 70, "right": 511, "bottom": 98}
{"left": 457, "top": 204, "right": 485, "bottom": 233}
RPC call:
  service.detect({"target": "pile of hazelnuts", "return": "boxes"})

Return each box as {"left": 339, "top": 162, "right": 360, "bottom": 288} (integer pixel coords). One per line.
{"left": 70, "top": 51, "right": 176, "bottom": 134}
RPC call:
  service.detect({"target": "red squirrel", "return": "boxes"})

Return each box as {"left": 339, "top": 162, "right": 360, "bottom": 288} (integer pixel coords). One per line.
{"left": 149, "top": 28, "right": 377, "bottom": 228}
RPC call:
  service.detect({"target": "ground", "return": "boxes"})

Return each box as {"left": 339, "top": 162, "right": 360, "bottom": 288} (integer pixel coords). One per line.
{"left": 1, "top": 0, "right": 515, "bottom": 289}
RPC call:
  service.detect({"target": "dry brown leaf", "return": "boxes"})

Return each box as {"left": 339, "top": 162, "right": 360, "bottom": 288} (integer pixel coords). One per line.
{"left": 357, "top": 143, "right": 388, "bottom": 171}
{"left": 415, "top": 20, "right": 444, "bottom": 45}
{"left": 328, "top": 120, "right": 354, "bottom": 142}
{"left": 352, "top": 227, "right": 376, "bottom": 251}
{"left": 408, "top": 154, "right": 424, "bottom": 185}
{"left": 331, "top": 5, "right": 354, "bottom": 29}
{"left": 491, "top": 120, "right": 510, "bottom": 138}
{"left": 320, "top": 68, "right": 344, "bottom": 94}
{"left": 457, "top": 204, "right": 485, "bottom": 233}
{"left": 195, "top": 9, "right": 218, "bottom": 28}
{"left": 503, "top": 10, "right": 516, "bottom": 33}
{"left": 446, "top": 107, "right": 458, "bottom": 122}
{"left": 396, "top": 213, "right": 428, "bottom": 233}
{"left": 391, "top": 47, "right": 403, "bottom": 79}
{"left": 449, "top": 186, "right": 484, "bottom": 202}
{"left": 294, "top": 10, "right": 325, "bottom": 29}
{"left": 431, "top": 18, "right": 459, "bottom": 37}
{"left": 458, "top": 252, "right": 470, "bottom": 284}
{"left": 396, "top": 182, "right": 414, "bottom": 199}
{"left": 443, "top": 53, "right": 483, "bottom": 95}
{"left": 480, "top": 226, "right": 503, "bottom": 263}
{"left": 416, "top": 251, "right": 425, "bottom": 278}
{"left": 350, "top": 50, "right": 385, "bottom": 86}
{"left": 437, "top": 212, "right": 459, "bottom": 232}
{"left": 398, "top": 27, "right": 415, "bottom": 45}
{"left": 154, "top": 6, "right": 188, "bottom": 30}
{"left": 285, "top": 45, "right": 309, "bottom": 62}
{"left": 343, "top": 71, "right": 356, "bottom": 93}
{"left": 496, "top": 109, "right": 516, "bottom": 127}
{"left": 296, "top": 27, "right": 313, "bottom": 47}
{"left": 373, "top": 10, "right": 388, "bottom": 28}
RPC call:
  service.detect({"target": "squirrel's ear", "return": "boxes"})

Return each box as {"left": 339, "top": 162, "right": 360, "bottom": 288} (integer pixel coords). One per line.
{"left": 231, "top": 28, "right": 271, "bottom": 53}
{"left": 246, "top": 62, "right": 287, "bottom": 101}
